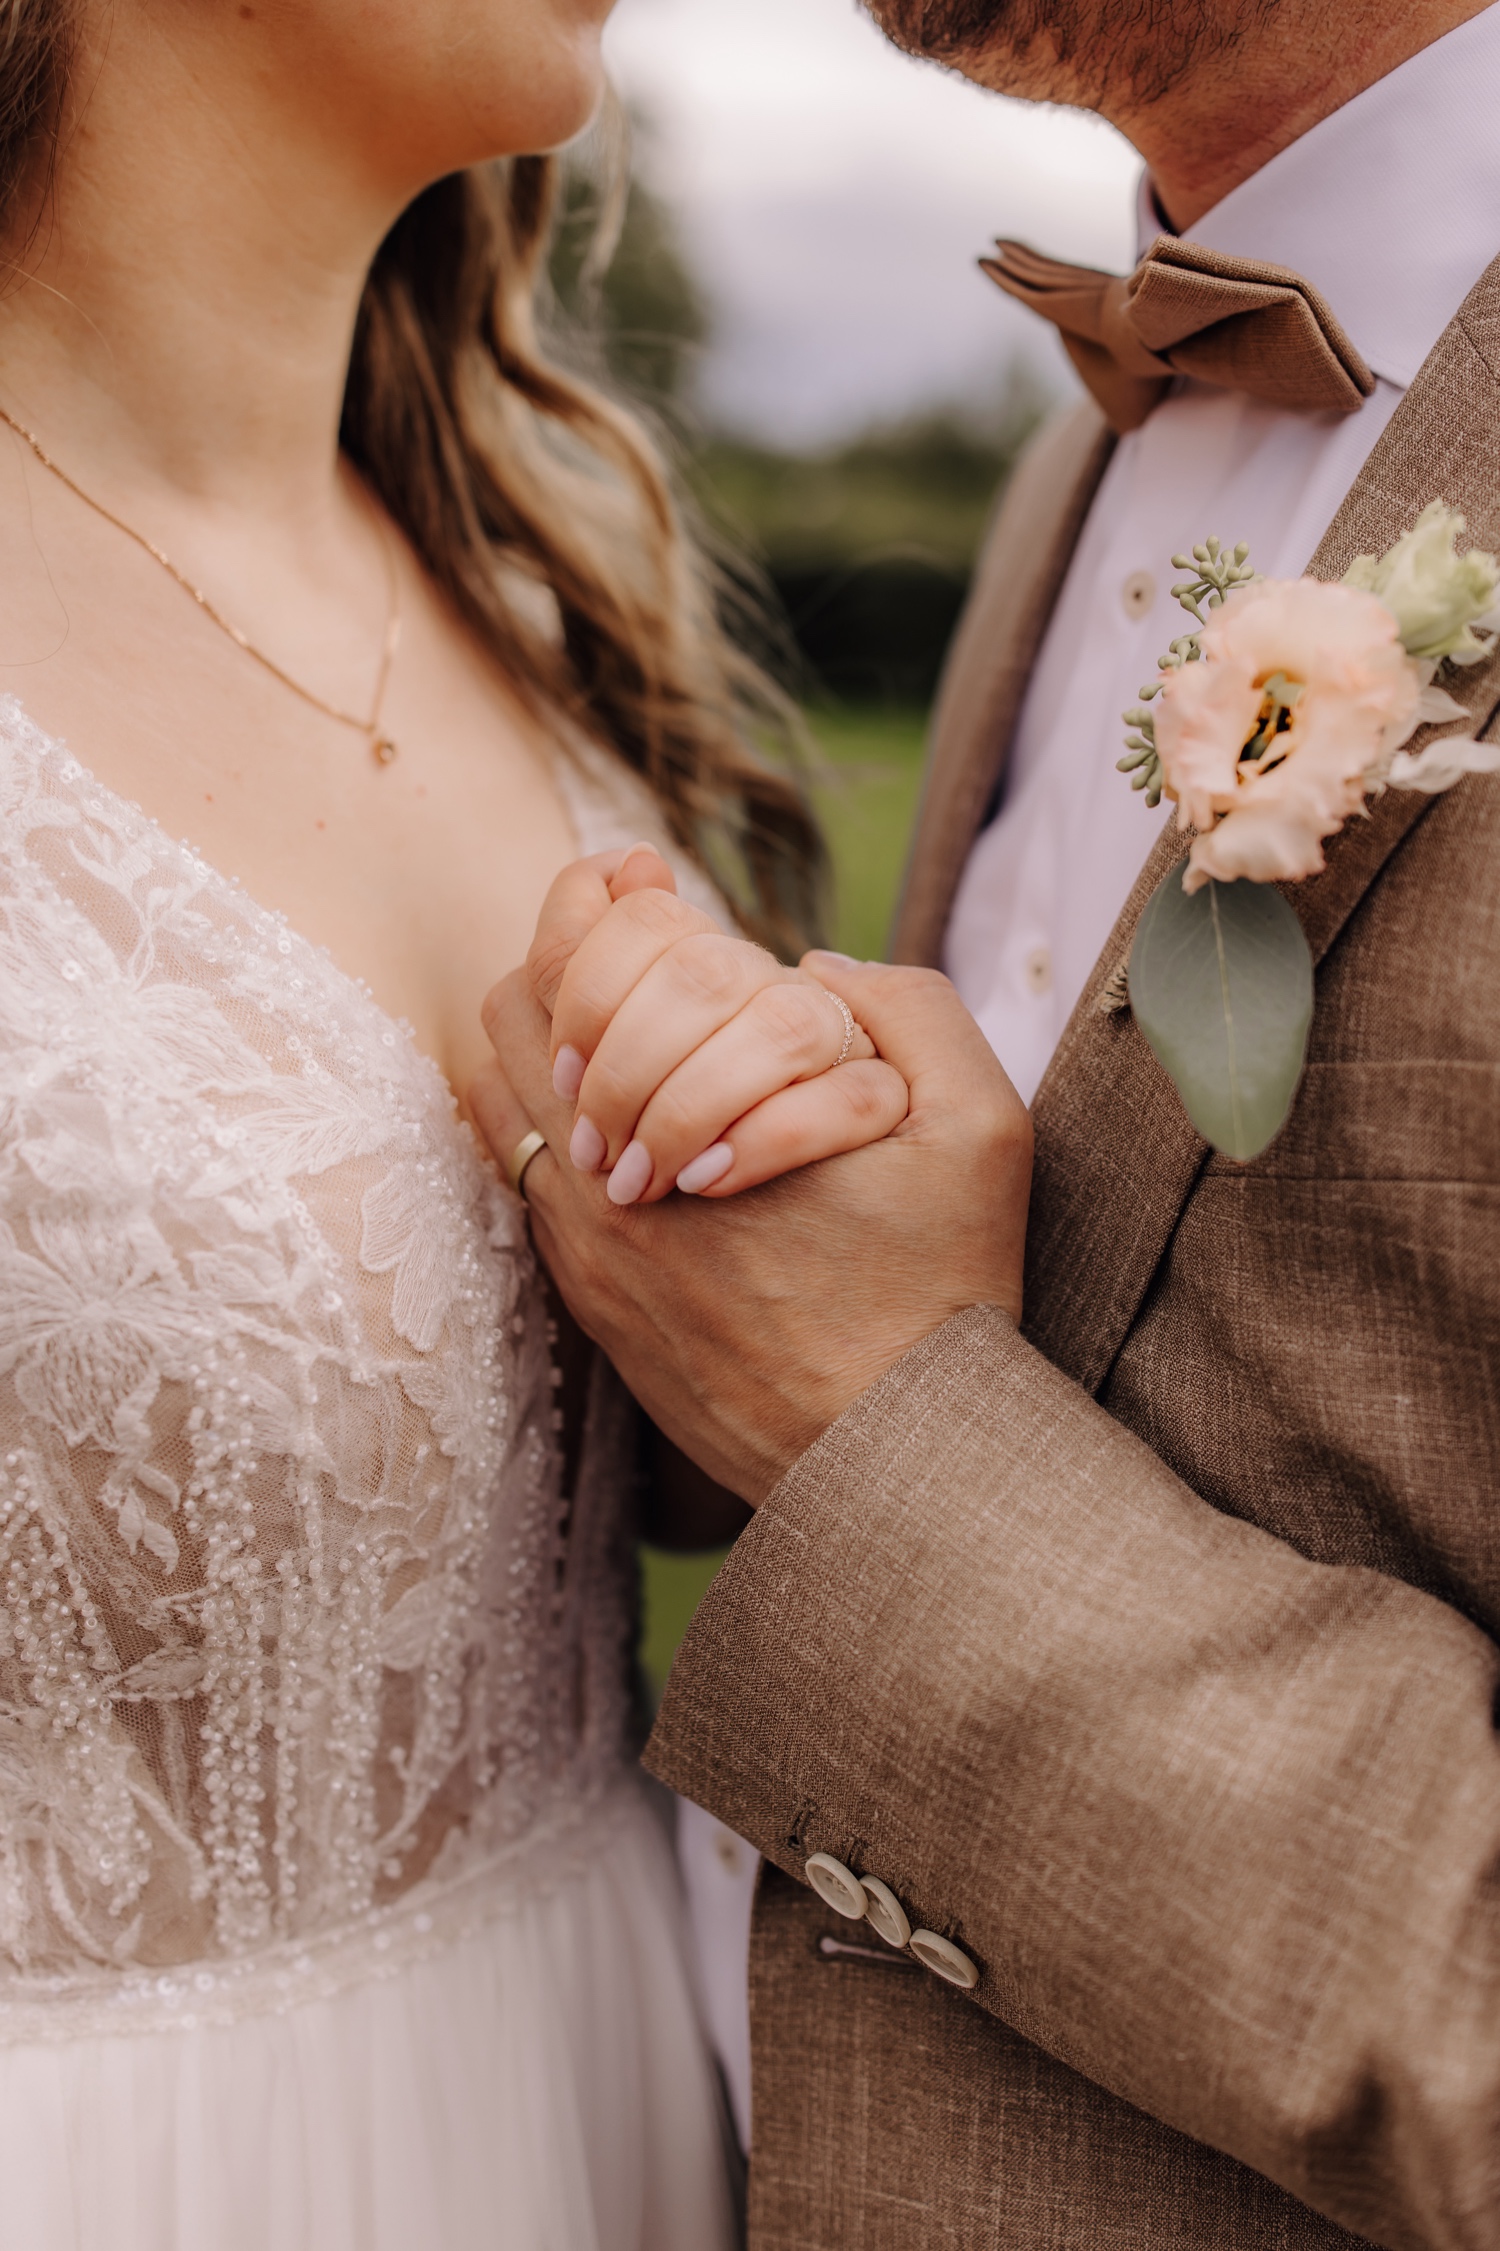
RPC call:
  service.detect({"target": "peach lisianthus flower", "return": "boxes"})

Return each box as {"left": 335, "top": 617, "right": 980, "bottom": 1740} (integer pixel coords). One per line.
{"left": 1153, "top": 579, "right": 1422, "bottom": 893}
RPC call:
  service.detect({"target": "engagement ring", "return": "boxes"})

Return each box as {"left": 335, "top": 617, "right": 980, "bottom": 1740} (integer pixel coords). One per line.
{"left": 827, "top": 991, "right": 857, "bottom": 1068}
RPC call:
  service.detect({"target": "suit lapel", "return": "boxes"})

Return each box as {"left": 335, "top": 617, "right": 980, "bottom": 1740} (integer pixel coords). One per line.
{"left": 1025, "top": 250, "right": 1500, "bottom": 1393}
{"left": 889, "top": 400, "right": 1115, "bottom": 967}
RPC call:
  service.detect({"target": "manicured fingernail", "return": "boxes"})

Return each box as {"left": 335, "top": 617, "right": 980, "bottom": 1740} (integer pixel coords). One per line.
{"left": 552, "top": 1045, "right": 586, "bottom": 1101}
{"left": 810, "top": 950, "right": 858, "bottom": 966}
{"left": 570, "top": 1114, "right": 606, "bottom": 1173}
{"left": 606, "top": 1140, "right": 653, "bottom": 1206}
{"left": 609, "top": 843, "right": 660, "bottom": 893}
{"left": 676, "top": 1144, "right": 734, "bottom": 1195}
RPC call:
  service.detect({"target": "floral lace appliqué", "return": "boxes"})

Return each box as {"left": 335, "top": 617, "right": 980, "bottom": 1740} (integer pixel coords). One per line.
{"left": 0, "top": 702, "right": 638, "bottom": 2015}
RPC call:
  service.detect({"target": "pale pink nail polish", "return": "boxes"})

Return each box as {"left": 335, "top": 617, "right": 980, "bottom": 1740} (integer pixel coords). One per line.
{"left": 676, "top": 1144, "right": 734, "bottom": 1195}
{"left": 570, "top": 1115, "right": 606, "bottom": 1173}
{"left": 606, "top": 1140, "right": 653, "bottom": 1206}
{"left": 552, "top": 1045, "right": 586, "bottom": 1102}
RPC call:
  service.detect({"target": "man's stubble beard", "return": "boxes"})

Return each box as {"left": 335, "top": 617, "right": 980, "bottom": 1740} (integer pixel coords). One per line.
{"left": 862, "top": 0, "right": 1281, "bottom": 112}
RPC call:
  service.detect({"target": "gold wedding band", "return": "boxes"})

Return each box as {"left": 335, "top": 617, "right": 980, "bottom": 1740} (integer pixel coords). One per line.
{"left": 827, "top": 991, "right": 857, "bottom": 1068}
{"left": 506, "top": 1128, "right": 550, "bottom": 1200}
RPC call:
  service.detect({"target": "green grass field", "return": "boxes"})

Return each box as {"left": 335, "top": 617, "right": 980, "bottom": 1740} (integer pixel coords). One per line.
{"left": 637, "top": 704, "right": 929, "bottom": 1698}
{"left": 805, "top": 704, "right": 929, "bottom": 960}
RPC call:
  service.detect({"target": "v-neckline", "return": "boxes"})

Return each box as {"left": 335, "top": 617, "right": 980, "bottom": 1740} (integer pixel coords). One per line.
{"left": 3, "top": 691, "right": 480, "bottom": 1112}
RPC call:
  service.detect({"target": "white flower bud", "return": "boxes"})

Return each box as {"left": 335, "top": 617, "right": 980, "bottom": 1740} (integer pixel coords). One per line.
{"left": 1343, "top": 500, "right": 1500, "bottom": 666}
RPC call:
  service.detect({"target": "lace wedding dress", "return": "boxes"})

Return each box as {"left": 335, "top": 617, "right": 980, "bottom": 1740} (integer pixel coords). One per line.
{"left": 0, "top": 699, "right": 736, "bottom": 2250}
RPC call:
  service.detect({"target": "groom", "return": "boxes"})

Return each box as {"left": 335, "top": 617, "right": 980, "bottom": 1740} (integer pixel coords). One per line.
{"left": 476, "top": 0, "right": 1500, "bottom": 2241}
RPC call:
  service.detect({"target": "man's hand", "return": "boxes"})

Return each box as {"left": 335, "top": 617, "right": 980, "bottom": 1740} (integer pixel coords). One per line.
{"left": 470, "top": 952, "right": 1032, "bottom": 1502}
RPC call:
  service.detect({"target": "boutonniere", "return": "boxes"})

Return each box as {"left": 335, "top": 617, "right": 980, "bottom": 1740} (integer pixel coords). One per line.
{"left": 1116, "top": 504, "right": 1500, "bottom": 1159}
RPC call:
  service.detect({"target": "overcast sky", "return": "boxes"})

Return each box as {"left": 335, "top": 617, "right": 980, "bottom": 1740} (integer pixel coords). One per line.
{"left": 603, "top": 0, "right": 1142, "bottom": 444}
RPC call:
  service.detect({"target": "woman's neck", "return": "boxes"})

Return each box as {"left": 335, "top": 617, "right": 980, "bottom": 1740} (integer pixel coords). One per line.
{"left": 0, "top": 4, "right": 409, "bottom": 529}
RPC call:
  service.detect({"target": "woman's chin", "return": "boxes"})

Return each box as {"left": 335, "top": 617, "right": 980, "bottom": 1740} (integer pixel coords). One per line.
{"left": 438, "top": 41, "right": 608, "bottom": 168}
{"left": 316, "top": 6, "right": 613, "bottom": 190}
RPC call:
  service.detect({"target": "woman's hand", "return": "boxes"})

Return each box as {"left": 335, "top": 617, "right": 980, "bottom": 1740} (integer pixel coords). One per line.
{"left": 519, "top": 844, "right": 910, "bottom": 1205}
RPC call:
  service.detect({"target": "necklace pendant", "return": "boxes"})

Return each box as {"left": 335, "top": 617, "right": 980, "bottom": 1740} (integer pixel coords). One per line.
{"left": 372, "top": 736, "right": 398, "bottom": 767}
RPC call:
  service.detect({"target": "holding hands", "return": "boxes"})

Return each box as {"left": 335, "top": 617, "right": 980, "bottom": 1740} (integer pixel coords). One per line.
{"left": 472, "top": 847, "right": 1032, "bottom": 1500}
{"left": 529, "top": 843, "right": 911, "bottom": 1204}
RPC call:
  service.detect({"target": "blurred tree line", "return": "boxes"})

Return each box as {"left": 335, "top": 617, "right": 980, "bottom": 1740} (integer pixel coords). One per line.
{"left": 549, "top": 130, "right": 1043, "bottom": 708}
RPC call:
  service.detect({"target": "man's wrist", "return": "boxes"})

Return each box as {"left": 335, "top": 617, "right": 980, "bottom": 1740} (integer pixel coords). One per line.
{"left": 724, "top": 1298, "right": 1018, "bottom": 1506}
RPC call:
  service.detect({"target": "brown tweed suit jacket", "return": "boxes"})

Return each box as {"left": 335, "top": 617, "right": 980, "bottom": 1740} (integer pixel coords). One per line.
{"left": 646, "top": 255, "right": 1500, "bottom": 2251}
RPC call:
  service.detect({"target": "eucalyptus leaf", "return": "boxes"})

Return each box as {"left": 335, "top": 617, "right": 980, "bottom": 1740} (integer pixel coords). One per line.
{"left": 1128, "top": 871, "right": 1313, "bottom": 1161}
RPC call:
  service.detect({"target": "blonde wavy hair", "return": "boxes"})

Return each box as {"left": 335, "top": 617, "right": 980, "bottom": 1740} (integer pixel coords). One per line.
{"left": 0, "top": 6, "right": 826, "bottom": 956}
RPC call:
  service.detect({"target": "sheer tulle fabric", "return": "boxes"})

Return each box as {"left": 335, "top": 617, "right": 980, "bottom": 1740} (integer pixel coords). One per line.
{"left": 0, "top": 1789, "right": 733, "bottom": 2251}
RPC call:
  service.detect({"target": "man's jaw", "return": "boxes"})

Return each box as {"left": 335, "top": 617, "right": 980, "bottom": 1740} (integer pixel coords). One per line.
{"left": 860, "top": 0, "right": 1003, "bottom": 62}
{"left": 851, "top": 0, "right": 1153, "bottom": 111}
{"left": 861, "top": 0, "right": 1076, "bottom": 96}
{"left": 855, "top": 0, "right": 1208, "bottom": 116}
{"left": 851, "top": 0, "right": 1400, "bottom": 232}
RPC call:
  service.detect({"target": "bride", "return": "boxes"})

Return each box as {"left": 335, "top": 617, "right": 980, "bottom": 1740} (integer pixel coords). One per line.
{"left": 0, "top": 0, "right": 910, "bottom": 2242}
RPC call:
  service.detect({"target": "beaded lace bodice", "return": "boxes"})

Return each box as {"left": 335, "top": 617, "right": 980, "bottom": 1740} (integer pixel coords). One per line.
{"left": 0, "top": 701, "right": 663, "bottom": 2019}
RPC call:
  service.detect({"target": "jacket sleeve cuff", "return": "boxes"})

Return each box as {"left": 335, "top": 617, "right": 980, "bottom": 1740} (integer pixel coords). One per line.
{"left": 642, "top": 1300, "right": 1043, "bottom": 1864}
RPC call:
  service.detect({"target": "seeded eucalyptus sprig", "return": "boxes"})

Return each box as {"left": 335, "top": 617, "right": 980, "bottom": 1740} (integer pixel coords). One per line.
{"left": 1118, "top": 538, "right": 1258, "bottom": 806}
{"left": 1167, "top": 536, "right": 1259, "bottom": 627}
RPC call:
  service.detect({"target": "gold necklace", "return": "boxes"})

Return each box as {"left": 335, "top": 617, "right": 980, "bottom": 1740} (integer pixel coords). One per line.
{"left": 0, "top": 402, "right": 403, "bottom": 765}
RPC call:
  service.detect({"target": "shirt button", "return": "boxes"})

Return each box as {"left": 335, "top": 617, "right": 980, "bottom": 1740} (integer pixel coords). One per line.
{"left": 1121, "top": 568, "right": 1155, "bottom": 619}
{"left": 713, "top": 1827, "right": 742, "bottom": 1875}
{"left": 805, "top": 1852, "right": 867, "bottom": 1920}
{"left": 860, "top": 1876, "right": 911, "bottom": 1950}
{"left": 909, "top": 1929, "right": 980, "bottom": 1988}
{"left": 1024, "top": 945, "right": 1053, "bottom": 997}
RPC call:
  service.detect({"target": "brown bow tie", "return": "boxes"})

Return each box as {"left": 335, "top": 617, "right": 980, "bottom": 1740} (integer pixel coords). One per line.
{"left": 981, "top": 233, "right": 1375, "bottom": 433}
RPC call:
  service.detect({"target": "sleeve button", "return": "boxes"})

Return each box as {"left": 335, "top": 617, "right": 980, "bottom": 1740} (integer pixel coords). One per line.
{"left": 860, "top": 1876, "right": 911, "bottom": 1949}
{"left": 805, "top": 1852, "right": 868, "bottom": 1920}
{"left": 909, "top": 1929, "right": 979, "bottom": 1988}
